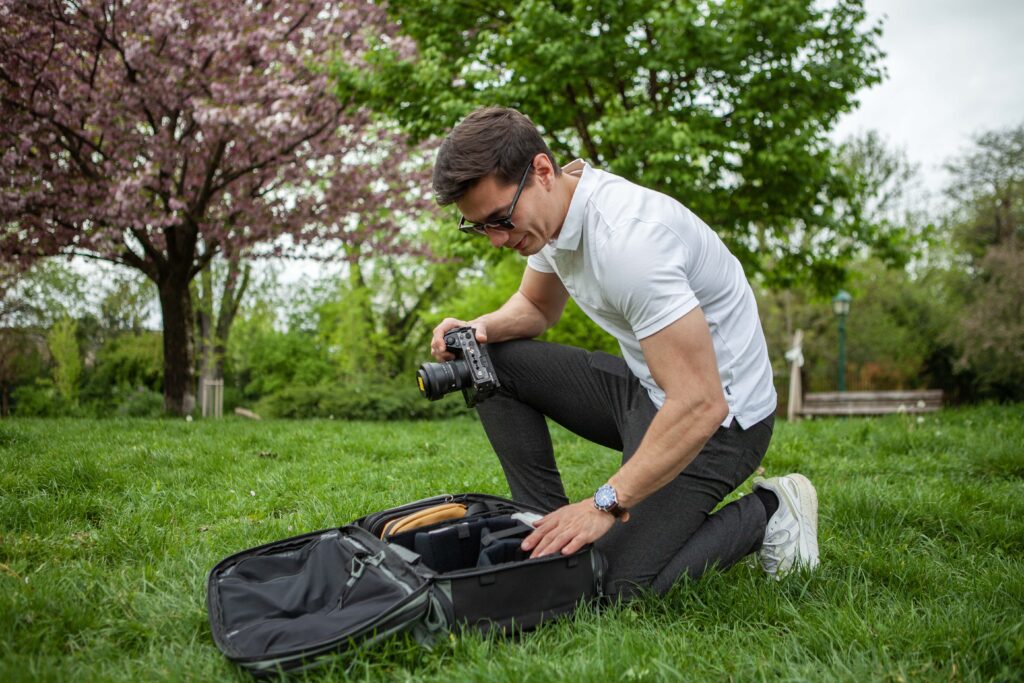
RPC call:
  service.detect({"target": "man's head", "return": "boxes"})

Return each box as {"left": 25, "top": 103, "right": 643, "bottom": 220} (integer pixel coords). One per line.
{"left": 433, "top": 107, "right": 570, "bottom": 255}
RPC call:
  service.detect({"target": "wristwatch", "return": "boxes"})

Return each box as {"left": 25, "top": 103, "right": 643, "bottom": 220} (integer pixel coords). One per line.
{"left": 593, "top": 483, "right": 628, "bottom": 519}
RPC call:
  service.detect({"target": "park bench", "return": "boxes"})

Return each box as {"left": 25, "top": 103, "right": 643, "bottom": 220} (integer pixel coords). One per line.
{"left": 794, "top": 389, "right": 944, "bottom": 418}
{"left": 784, "top": 330, "right": 944, "bottom": 420}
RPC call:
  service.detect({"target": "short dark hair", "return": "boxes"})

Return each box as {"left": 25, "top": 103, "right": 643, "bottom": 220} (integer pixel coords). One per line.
{"left": 432, "top": 107, "right": 560, "bottom": 206}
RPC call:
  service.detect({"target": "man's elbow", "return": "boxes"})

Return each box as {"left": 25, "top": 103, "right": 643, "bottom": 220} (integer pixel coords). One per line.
{"left": 698, "top": 394, "right": 729, "bottom": 436}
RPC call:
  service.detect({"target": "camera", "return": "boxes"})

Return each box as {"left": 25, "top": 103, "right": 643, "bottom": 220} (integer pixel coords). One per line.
{"left": 417, "top": 326, "right": 500, "bottom": 407}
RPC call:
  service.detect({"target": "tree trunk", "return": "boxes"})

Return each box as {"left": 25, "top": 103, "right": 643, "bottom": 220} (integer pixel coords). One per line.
{"left": 213, "top": 258, "right": 249, "bottom": 379}
{"left": 196, "top": 265, "right": 215, "bottom": 386}
{"left": 195, "top": 257, "right": 249, "bottom": 383}
{"left": 158, "top": 274, "right": 196, "bottom": 416}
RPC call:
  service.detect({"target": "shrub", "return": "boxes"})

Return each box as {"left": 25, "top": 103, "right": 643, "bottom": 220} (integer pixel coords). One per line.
{"left": 253, "top": 377, "right": 469, "bottom": 420}
{"left": 83, "top": 332, "right": 163, "bottom": 397}
{"left": 11, "top": 378, "right": 79, "bottom": 417}
{"left": 113, "top": 386, "right": 165, "bottom": 418}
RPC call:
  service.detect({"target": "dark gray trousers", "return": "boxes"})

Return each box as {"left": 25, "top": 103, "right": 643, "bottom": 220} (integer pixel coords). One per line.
{"left": 475, "top": 339, "right": 775, "bottom": 599}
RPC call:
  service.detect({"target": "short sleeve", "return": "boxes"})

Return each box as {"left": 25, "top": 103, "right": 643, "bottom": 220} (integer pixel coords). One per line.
{"left": 526, "top": 250, "right": 555, "bottom": 274}
{"left": 600, "top": 222, "right": 700, "bottom": 339}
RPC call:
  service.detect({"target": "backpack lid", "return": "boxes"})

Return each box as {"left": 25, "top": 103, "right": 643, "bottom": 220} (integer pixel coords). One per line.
{"left": 206, "top": 524, "right": 434, "bottom": 672}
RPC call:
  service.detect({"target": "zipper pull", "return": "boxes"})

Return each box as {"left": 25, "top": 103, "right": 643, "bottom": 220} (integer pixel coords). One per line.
{"left": 345, "top": 555, "right": 366, "bottom": 589}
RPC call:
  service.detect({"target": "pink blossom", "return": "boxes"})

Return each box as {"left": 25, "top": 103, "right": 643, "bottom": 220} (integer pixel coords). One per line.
{"left": 0, "top": 0, "right": 434, "bottom": 413}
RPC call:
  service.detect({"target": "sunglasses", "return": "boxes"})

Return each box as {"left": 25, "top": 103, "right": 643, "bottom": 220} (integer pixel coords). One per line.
{"left": 458, "top": 163, "right": 532, "bottom": 235}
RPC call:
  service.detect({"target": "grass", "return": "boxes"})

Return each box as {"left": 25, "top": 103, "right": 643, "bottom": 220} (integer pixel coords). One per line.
{"left": 1, "top": 405, "right": 1022, "bottom": 682}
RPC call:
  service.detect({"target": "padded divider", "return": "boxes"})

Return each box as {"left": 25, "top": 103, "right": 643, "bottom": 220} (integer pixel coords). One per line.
{"left": 477, "top": 538, "right": 530, "bottom": 567}
{"left": 403, "top": 516, "right": 531, "bottom": 573}
{"left": 412, "top": 520, "right": 484, "bottom": 573}
{"left": 386, "top": 510, "right": 514, "bottom": 547}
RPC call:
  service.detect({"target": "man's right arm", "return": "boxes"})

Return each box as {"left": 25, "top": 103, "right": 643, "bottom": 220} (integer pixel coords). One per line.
{"left": 430, "top": 267, "right": 568, "bottom": 361}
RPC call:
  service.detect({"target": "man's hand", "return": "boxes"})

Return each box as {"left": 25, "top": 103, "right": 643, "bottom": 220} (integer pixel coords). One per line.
{"left": 430, "top": 318, "right": 488, "bottom": 361}
{"left": 520, "top": 498, "right": 624, "bottom": 559}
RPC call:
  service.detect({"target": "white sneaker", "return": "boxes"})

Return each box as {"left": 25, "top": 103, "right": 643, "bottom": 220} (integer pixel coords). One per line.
{"left": 753, "top": 473, "right": 819, "bottom": 579}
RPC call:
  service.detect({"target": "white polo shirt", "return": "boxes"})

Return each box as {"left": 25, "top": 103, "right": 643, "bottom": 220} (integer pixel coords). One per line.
{"left": 527, "top": 160, "right": 776, "bottom": 429}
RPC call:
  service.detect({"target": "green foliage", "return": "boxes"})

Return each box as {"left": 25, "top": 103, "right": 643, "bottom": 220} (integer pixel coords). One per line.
{"left": 10, "top": 378, "right": 77, "bottom": 417}
{"left": 832, "top": 131, "right": 932, "bottom": 269}
{"left": 756, "top": 257, "right": 970, "bottom": 408}
{"left": 84, "top": 332, "right": 164, "bottom": 397}
{"left": 254, "top": 378, "right": 469, "bottom": 421}
{"left": 227, "top": 302, "right": 335, "bottom": 400}
{"left": 541, "top": 299, "right": 622, "bottom": 355}
{"left": 1, "top": 259, "right": 90, "bottom": 329}
{"left": 336, "top": 0, "right": 885, "bottom": 291}
{"left": 939, "top": 123, "right": 1024, "bottom": 400}
{"left": 948, "top": 244, "right": 1024, "bottom": 399}
{"left": 437, "top": 250, "right": 620, "bottom": 354}
{"left": 46, "top": 317, "right": 81, "bottom": 404}
{"left": 943, "top": 124, "right": 1024, "bottom": 258}
{"left": 111, "top": 386, "right": 166, "bottom": 418}
{"left": 0, "top": 407, "right": 1022, "bottom": 680}
{"left": 100, "top": 271, "right": 156, "bottom": 335}
{"left": 439, "top": 251, "right": 523, "bottom": 323}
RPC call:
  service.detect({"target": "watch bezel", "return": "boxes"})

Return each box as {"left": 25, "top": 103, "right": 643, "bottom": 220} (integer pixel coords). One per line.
{"left": 594, "top": 483, "right": 625, "bottom": 517}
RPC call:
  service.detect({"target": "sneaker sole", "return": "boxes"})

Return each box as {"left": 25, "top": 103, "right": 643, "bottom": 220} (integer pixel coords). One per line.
{"left": 787, "top": 473, "right": 820, "bottom": 570}
{"left": 755, "top": 473, "right": 821, "bottom": 574}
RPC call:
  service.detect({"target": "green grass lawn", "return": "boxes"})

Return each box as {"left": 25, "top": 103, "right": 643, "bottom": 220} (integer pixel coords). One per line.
{"left": 1, "top": 405, "right": 1023, "bottom": 682}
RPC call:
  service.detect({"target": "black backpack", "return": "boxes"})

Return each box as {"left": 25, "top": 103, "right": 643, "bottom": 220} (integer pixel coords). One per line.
{"left": 206, "top": 493, "right": 607, "bottom": 676}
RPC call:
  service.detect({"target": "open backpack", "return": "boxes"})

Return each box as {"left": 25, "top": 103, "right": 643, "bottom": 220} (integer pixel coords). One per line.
{"left": 206, "top": 493, "right": 607, "bottom": 676}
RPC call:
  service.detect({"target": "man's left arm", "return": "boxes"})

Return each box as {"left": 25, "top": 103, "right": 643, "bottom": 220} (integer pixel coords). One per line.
{"left": 521, "top": 306, "right": 728, "bottom": 558}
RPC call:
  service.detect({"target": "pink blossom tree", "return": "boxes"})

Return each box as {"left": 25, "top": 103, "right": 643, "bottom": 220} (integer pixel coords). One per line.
{"left": 1, "top": 0, "right": 429, "bottom": 414}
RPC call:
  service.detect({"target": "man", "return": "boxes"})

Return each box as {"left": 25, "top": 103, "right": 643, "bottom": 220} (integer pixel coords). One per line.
{"left": 429, "top": 106, "right": 818, "bottom": 599}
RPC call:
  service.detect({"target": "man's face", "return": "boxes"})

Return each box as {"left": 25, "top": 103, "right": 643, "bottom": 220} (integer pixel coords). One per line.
{"left": 455, "top": 160, "right": 559, "bottom": 256}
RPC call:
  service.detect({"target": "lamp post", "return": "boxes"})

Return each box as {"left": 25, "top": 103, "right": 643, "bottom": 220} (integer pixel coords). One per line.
{"left": 832, "top": 290, "right": 852, "bottom": 392}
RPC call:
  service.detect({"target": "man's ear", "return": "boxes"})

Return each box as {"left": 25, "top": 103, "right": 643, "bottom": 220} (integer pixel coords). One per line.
{"left": 532, "top": 152, "right": 556, "bottom": 189}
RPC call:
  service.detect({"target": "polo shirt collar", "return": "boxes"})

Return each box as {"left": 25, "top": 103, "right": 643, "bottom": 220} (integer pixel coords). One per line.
{"left": 552, "top": 159, "right": 591, "bottom": 252}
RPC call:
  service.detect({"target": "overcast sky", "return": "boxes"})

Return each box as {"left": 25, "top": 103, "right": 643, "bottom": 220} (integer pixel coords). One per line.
{"left": 831, "top": 0, "right": 1024, "bottom": 198}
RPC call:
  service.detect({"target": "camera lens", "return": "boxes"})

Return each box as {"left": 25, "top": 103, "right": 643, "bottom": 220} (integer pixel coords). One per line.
{"left": 417, "top": 360, "right": 472, "bottom": 400}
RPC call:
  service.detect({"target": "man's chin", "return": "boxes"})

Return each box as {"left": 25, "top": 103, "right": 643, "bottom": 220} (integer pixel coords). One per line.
{"left": 512, "top": 235, "right": 533, "bottom": 255}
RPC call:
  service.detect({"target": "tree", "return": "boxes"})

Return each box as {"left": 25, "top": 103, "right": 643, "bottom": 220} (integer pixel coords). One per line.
{"left": 336, "top": 0, "right": 884, "bottom": 291}
{"left": 832, "top": 131, "right": 931, "bottom": 269}
{"left": 1, "top": 0, "right": 430, "bottom": 414}
{"left": 942, "top": 124, "right": 1024, "bottom": 398}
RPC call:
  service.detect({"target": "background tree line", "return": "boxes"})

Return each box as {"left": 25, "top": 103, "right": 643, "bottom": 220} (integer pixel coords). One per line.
{"left": 2, "top": 0, "right": 1021, "bottom": 419}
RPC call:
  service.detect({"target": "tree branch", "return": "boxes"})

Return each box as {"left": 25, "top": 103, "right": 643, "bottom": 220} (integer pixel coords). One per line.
{"left": 564, "top": 84, "right": 600, "bottom": 161}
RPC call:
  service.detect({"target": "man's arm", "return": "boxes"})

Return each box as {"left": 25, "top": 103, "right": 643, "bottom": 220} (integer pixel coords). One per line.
{"left": 607, "top": 306, "right": 728, "bottom": 509}
{"left": 521, "top": 306, "right": 728, "bottom": 558}
{"left": 431, "top": 267, "right": 568, "bottom": 360}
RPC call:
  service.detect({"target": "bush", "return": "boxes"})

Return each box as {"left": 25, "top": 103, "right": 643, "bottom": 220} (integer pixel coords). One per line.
{"left": 253, "top": 377, "right": 470, "bottom": 420}
{"left": 113, "top": 386, "right": 165, "bottom": 418}
{"left": 83, "top": 332, "right": 163, "bottom": 397}
{"left": 11, "top": 378, "right": 80, "bottom": 417}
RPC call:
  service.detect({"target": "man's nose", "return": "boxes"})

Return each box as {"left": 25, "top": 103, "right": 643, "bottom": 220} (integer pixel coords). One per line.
{"left": 485, "top": 228, "right": 510, "bottom": 248}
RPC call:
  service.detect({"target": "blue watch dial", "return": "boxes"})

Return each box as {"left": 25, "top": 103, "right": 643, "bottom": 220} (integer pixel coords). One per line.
{"left": 594, "top": 484, "right": 617, "bottom": 510}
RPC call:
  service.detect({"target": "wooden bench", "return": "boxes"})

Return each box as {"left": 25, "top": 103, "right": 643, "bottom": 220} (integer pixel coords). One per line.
{"left": 795, "top": 389, "right": 944, "bottom": 418}
{"left": 784, "top": 330, "right": 944, "bottom": 420}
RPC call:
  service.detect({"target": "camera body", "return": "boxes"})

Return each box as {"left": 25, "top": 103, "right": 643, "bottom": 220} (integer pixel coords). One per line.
{"left": 416, "top": 326, "right": 500, "bottom": 407}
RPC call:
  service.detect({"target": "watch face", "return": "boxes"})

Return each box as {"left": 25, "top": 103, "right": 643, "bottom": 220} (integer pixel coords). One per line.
{"left": 595, "top": 484, "right": 616, "bottom": 509}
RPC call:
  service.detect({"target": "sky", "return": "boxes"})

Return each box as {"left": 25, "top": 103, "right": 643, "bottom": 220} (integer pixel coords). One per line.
{"left": 831, "top": 0, "right": 1024, "bottom": 199}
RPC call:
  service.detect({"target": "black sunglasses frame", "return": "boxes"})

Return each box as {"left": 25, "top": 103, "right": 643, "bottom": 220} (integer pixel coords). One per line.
{"left": 458, "top": 163, "right": 533, "bottom": 235}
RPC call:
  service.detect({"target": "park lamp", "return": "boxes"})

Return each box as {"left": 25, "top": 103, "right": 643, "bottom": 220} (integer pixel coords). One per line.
{"left": 832, "top": 290, "right": 852, "bottom": 318}
{"left": 832, "top": 290, "right": 852, "bottom": 392}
